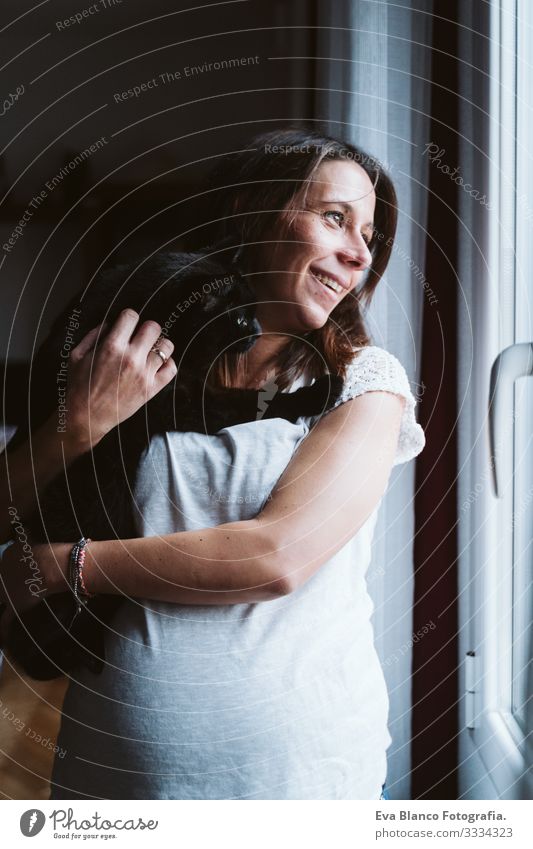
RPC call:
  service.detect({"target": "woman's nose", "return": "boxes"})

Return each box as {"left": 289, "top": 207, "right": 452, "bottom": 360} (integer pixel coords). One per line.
{"left": 337, "top": 239, "right": 372, "bottom": 270}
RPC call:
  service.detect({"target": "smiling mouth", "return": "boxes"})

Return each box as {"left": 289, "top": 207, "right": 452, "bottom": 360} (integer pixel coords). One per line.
{"left": 309, "top": 269, "right": 344, "bottom": 297}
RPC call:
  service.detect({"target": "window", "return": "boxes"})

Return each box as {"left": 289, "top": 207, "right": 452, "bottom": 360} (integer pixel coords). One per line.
{"left": 461, "top": 0, "right": 531, "bottom": 799}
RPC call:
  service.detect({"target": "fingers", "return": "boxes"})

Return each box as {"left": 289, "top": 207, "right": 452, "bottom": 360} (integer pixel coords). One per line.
{"left": 147, "top": 336, "right": 175, "bottom": 372}
{"left": 68, "top": 307, "right": 177, "bottom": 410}
{"left": 132, "top": 318, "right": 165, "bottom": 354}
{"left": 110, "top": 310, "right": 176, "bottom": 393}
{"left": 152, "top": 354, "right": 178, "bottom": 392}
{"left": 105, "top": 311, "right": 174, "bottom": 366}
{"left": 147, "top": 336, "right": 177, "bottom": 397}
{"left": 103, "top": 308, "right": 141, "bottom": 349}
{"left": 70, "top": 322, "right": 108, "bottom": 361}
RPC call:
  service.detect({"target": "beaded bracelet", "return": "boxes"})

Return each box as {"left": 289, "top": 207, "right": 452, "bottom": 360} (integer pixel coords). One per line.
{"left": 68, "top": 536, "right": 94, "bottom": 618}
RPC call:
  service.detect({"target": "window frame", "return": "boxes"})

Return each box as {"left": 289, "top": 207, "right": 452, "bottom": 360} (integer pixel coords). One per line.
{"left": 468, "top": 0, "right": 530, "bottom": 799}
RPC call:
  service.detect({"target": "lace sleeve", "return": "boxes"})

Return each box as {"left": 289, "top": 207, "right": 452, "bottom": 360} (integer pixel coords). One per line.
{"left": 332, "top": 346, "right": 426, "bottom": 466}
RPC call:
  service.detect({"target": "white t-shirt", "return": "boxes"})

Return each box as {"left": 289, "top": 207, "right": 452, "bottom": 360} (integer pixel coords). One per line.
{"left": 50, "top": 346, "right": 425, "bottom": 800}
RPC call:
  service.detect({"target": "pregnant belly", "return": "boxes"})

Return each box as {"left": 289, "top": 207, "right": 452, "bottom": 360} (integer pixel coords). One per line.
{"left": 51, "top": 600, "right": 389, "bottom": 800}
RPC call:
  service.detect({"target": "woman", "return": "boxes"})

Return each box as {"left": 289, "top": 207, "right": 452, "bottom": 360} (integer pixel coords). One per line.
{"left": 0, "top": 128, "right": 424, "bottom": 800}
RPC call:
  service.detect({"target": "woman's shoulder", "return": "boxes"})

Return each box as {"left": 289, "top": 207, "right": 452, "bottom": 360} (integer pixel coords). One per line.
{"left": 332, "top": 345, "right": 426, "bottom": 466}
{"left": 338, "top": 345, "right": 413, "bottom": 398}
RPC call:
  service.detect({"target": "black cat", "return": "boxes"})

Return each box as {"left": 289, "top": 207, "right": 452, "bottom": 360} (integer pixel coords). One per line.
{"left": 1, "top": 243, "right": 342, "bottom": 680}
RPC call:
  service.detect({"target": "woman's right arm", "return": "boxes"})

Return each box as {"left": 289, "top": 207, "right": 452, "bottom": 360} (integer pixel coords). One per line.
{"left": 0, "top": 413, "right": 90, "bottom": 541}
{"left": 0, "top": 309, "right": 176, "bottom": 540}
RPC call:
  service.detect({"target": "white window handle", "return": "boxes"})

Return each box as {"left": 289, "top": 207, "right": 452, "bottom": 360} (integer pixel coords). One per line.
{"left": 489, "top": 342, "right": 533, "bottom": 497}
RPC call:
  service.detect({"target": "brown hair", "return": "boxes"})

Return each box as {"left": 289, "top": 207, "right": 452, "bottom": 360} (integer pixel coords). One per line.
{"left": 207, "top": 126, "right": 398, "bottom": 390}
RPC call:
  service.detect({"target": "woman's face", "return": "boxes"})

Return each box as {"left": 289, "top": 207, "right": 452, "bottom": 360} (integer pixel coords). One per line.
{"left": 250, "top": 158, "right": 377, "bottom": 335}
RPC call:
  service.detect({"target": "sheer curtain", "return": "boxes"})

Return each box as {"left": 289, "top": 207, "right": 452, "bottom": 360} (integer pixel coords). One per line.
{"left": 314, "top": 0, "right": 433, "bottom": 798}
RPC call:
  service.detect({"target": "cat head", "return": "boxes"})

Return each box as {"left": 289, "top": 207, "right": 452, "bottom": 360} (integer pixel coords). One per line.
{"left": 145, "top": 250, "right": 262, "bottom": 364}
{"left": 197, "top": 274, "right": 261, "bottom": 355}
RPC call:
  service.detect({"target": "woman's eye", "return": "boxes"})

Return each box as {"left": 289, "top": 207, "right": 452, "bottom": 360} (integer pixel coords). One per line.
{"left": 322, "top": 210, "right": 374, "bottom": 246}
{"left": 323, "top": 210, "right": 345, "bottom": 227}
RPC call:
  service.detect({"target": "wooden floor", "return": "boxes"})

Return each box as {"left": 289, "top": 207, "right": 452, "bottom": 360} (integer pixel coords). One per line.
{"left": 0, "top": 655, "right": 68, "bottom": 799}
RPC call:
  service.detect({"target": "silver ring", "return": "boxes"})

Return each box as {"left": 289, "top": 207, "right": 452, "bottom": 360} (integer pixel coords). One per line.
{"left": 150, "top": 347, "right": 167, "bottom": 365}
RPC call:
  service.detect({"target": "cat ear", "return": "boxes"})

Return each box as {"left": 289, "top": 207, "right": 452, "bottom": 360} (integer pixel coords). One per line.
{"left": 207, "top": 234, "right": 244, "bottom": 267}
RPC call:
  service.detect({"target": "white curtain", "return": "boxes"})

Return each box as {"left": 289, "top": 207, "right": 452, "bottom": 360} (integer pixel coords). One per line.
{"left": 315, "top": 0, "right": 433, "bottom": 799}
